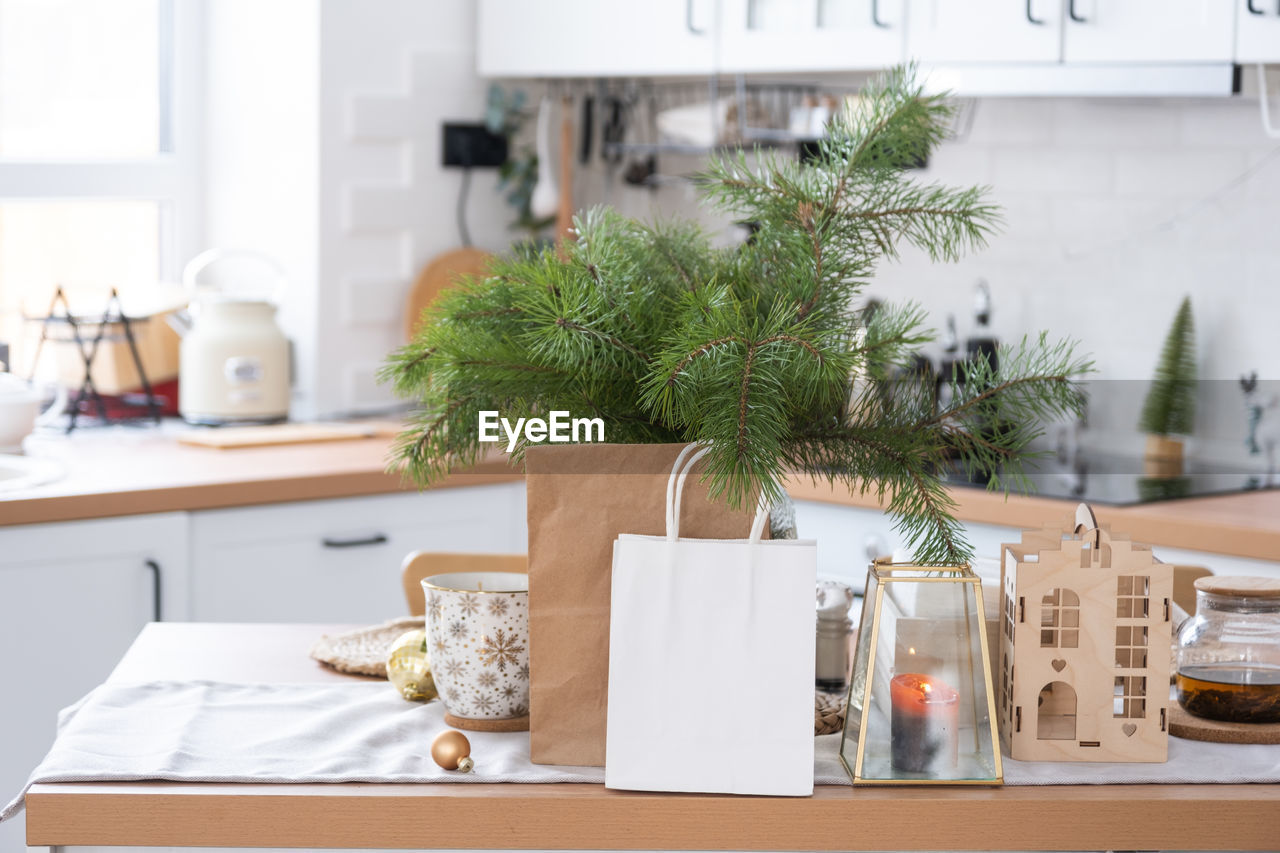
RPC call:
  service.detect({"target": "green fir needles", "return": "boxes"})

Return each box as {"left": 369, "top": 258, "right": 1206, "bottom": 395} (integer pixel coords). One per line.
{"left": 1139, "top": 295, "right": 1197, "bottom": 438}
{"left": 382, "top": 66, "right": 1091, "bottom": 563}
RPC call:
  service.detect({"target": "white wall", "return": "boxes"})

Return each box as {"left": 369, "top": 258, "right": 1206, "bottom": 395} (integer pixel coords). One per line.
{"left": 204, "top": 0, "right": 321, "bottom": 417}
{"left": 864, "top": 96, "right": 1280, "bottom": 459}
{"left": 204, "top": 4, "right": 1279, "bottom": 443}
{"left": 558, "top": 95, "right": 1280, "bottom": 461}
{"left": 315, "top": 0, "right": 509, "bottom": 415}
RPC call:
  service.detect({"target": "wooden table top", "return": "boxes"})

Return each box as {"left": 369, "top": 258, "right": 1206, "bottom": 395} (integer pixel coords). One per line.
{"left": 24, "top": 623, "right": 1280, "bottom": 851}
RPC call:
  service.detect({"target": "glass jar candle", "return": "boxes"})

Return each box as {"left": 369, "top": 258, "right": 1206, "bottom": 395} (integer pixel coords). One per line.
{"left": 1176, "top": 576, "right": 1280, "bottom": 723}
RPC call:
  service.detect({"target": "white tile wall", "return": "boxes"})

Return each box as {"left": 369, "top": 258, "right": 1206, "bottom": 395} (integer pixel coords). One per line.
{"left": 862, "top": 97, "right": 1279, "bottom": 459}
{"left": 319, "top": 25, "right": 1279, "bottom": 462}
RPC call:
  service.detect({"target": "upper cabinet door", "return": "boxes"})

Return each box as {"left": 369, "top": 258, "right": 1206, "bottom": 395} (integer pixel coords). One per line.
{"left": 1061, "top": 0, "right": 1236, "bottom": 63}
{"left": 907, "top": 0, "right": 1064, "bottom": 63}
{"left": 719, "top": 0, "right": 906, "bottom": 73}
{"left": 477, "top": 0, "right": 717, "bottom": 77}
{"left": 1237, "top": 0, "right": 1280, "bottom": 63}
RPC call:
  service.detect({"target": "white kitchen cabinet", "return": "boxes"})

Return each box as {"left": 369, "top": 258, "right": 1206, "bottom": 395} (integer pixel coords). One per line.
{"left": 189, "top": 483, "right": 526, "bottom": 623}
{"left": 907, "top": 0, "right": 1064, "bottom": 63}
{"left": 719, "top": 0, "right": 905, "bottom": 73}
{"left": 1061, "top": 0, "right": 1236, "bottom": 63}
{"left": 794, "top": 499, "right": 1023, "bottom": 590}
{"left": 0, "top": 513, "right": 188, "bottom": 853}
{"left": 477, "top": 0, "right": 717, "bottom": 77}
{"left": 1236, "top": 0, "right": 1280, "bottom": 63}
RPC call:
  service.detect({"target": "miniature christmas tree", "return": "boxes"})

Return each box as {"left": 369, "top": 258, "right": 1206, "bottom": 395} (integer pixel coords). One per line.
{"left": 382, "top": 66, "right": 1091, "bottom": 563}
{"left": 1139, "top": 296, "right": 1197, "bottom": 438}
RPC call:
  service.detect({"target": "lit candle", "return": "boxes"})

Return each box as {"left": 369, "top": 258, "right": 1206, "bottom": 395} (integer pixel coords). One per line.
{"left": 890, "top": 673, "right": 959, "bottom": 774}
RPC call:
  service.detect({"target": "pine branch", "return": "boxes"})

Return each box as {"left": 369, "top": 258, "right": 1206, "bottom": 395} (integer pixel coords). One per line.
{"left": 380, "top": 65, "right": 1093, "bottom": 564}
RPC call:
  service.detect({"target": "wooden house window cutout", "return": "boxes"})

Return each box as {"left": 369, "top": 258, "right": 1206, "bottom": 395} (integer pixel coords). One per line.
{"left": 998, "top": 503, "right": 1173, "bottom": 763}
{"left": 1040, "top": 588, "right": 1080, "bottom": 648}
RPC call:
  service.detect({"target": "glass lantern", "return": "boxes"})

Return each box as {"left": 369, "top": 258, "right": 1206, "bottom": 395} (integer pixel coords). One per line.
{"left": 840, "top": 560, "right": 1003, "bottom": 785}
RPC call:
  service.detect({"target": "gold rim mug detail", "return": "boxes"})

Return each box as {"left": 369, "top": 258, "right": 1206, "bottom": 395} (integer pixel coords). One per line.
{"left": 422, "top": 572, "right": 529, "bottom": 721}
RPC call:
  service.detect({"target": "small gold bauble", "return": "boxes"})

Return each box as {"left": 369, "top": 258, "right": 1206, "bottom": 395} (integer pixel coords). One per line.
{"left": 386, "top": 629, "right": 437, "bottom": 703}
{"left": 431, "top": 729, "right": 473, "bottom": 772}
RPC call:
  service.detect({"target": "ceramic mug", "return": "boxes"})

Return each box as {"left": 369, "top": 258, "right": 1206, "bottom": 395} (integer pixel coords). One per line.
{"left": 422, "top": 572, "right": 529, "bottom": 720}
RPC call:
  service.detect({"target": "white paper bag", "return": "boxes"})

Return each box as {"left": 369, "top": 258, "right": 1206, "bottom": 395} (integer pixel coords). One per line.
{"left": 605, "top": 444, "right": 816, "bottom": 796}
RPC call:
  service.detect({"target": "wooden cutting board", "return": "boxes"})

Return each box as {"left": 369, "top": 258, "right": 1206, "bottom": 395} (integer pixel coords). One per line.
{"left": 177, "top": 422, "right": 398, "bottom": 449}
{"left": 404, "top": 247, "right": 493, "bottom": 340}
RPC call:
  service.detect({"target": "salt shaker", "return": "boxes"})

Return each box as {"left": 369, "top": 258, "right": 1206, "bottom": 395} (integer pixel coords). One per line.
{"left": 816, "top": 581, "right": 855, "bottom": 693}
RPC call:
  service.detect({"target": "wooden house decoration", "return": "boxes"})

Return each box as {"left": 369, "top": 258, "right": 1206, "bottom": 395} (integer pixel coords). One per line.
{"left": 998, "top": 504, "right": 1172, "bottom": 763}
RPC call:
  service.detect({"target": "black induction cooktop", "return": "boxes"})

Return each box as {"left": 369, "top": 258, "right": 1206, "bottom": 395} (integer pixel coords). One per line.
{"left": 940, "top": 452, "right": 1277, "bottom": 507}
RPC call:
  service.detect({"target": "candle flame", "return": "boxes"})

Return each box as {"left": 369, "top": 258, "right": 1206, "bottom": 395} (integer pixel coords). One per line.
{"left": 908, "top": 647, "right": 916, "bottom": 655}
{"left": 922, "top": 682, "right": 932, "bottom": 694}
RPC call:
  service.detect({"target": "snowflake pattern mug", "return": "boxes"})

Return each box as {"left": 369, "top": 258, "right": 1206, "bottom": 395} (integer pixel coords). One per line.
{"left": 422, "top": 572, "right": 530, "bottom": 720}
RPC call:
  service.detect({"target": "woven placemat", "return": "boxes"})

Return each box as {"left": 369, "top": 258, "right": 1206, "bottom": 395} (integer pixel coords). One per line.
{"left": 816, "top": 690, "right": 846, "bottom": 736}
{"left": 310, "top": 617, "right": 422, "bottom": 677}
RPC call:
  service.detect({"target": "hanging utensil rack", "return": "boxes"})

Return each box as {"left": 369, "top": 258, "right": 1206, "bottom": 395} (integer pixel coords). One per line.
{"left": 537, "top": 74, "right": 976, "bottom": 160}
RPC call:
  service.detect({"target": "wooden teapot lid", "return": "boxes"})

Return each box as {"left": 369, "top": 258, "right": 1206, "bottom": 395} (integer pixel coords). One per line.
{"left": 1193, "top": 576, "right": 1280, "bottom": 598}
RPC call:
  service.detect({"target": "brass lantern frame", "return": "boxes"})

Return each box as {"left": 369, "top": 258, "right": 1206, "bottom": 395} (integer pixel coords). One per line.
{"left": 838, "top": 560, "right": 1004, "bottom": 786}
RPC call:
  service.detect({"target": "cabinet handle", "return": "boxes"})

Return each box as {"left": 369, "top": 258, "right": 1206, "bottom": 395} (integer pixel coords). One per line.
{"left": 871, "top": 0, "right": 889, "bottom": 28}
{"left": 145, "top": 559, "right": 162, "bottom": 623}
{"left": 686, "top": 0, "right": 705, "bottom": 35}
{"left": 1068, "top": 0, "right": 1087, "bottom": 23}
{"left": 1026, "top": 0, "right": 1045, "bottom": 24}
{"left": 1246, "top": 0, "right": 1264, "bottom": 14}
{"left": 321, "top": 533, "right": 389, "bottom": 549}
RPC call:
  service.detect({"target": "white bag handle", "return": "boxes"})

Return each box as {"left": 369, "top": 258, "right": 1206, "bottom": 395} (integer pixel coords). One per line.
{"left": 666, "top": 443, "right": 770, "bottom": 543}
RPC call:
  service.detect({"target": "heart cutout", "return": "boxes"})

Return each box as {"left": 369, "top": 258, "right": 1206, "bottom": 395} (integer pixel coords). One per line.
{"left": 1051, "top": 658, "right": 1066, "bottom": 672}
{"left": 1123, "top": 723, "right": 1137, "bottom": 737}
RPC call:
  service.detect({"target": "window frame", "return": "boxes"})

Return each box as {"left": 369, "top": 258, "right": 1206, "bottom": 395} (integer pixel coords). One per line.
{"left": 0, "top": 0, "right": 204, "bottom": 283}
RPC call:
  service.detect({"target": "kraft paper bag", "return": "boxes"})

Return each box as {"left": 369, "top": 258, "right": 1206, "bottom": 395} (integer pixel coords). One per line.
{"left": 525, "top": 442, "right": 759, "bottom": 767}
{"left": 605, "top": 444, "right": 816, "bottom": 796}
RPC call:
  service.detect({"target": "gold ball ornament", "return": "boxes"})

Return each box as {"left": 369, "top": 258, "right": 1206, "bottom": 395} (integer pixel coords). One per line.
{"left": 431, "top": 729, "right": 474, "bottom": 772}
{"left": 385, "top": 629, "right": 437, "bottom": 703}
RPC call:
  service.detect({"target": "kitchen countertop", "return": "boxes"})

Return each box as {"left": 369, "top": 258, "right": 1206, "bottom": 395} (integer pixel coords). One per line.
{"left": 1, "top": 425, "right": 1277, "bottom": 561}
{"left": 24, "top": 622, "right": 1280, "bottom": 851}
{"left": 0, "top": 423, "right": 522, "bottom": 527}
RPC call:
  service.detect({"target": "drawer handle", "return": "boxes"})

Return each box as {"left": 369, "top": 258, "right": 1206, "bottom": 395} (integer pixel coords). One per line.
{"left": 1026, "top": 0, "right": 1045, "bottom": 25}
{"left": 1247, "top": 0, "right": 1264, "bottom": 14}
{"left": 322, "top": 533, "right": 389, "bottom": 549}
{"left": 1068, "top": 0, "right": 1087, "bottom": 23}
{"left": 871, "top": 0, "right": 889, "bottom": 28}
{"left": 145, "top": 559, "right": 162, "bottom": 623}
{"left": 686, "top": 0, "right": 705, "bottom": 35}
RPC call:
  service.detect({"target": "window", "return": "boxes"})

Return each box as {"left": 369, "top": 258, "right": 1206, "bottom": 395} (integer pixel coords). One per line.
{"left": 1115, "top": 625, "right": 1149, "bottom": 669}
{"left": 1114, "top": 675, "right": 1146, "bottom": 719}
{"left": 1116, "top": 576, "right": 1150, "bottom": 619}
{"left": 0, "top": 0, "right": 200, "bottom": 373}
{"left": 1040, "top": 588, "right": 1079, "bottom": 648}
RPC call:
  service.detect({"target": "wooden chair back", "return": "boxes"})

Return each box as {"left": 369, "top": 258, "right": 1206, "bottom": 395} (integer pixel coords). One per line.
{"left": 1172, "top": 564, "right": 1213, "bottom": 616}
{"left": 400, "top": 551, "right": 527, "bottom": 616}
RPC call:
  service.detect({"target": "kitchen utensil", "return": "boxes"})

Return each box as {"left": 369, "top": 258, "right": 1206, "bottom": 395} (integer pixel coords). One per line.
{"left": 529, "top": 97, "right": 558, "bottom": 221}
{"left": 0, "top": 374, "right": 66, "bottom": 452}
{"left": 579, "top": 94, "right": 593, "bottom": 164}
{"left": 404, "top": 247, "right": 492, "bottom": 340}
{"left": 178, "top": 250, "right": 291, "bottom": 425}
{"left": 555, "top": 95, "right": 575, "bottom": 247}
{"left": 422, "top": 571, "right": 530, "bottom": 732}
